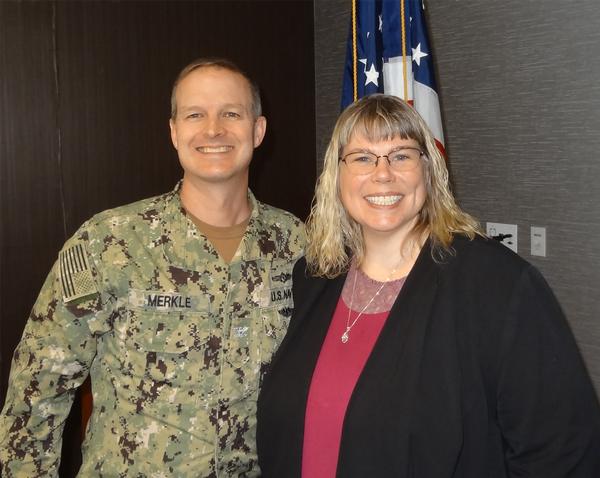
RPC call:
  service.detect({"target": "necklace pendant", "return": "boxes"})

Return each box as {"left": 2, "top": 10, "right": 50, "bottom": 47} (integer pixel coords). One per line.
{"left": 341, "top": 330, "right": 349, "bottom": 343}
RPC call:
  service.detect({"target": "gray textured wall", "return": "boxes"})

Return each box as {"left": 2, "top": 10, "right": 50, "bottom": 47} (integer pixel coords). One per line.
{"left": 314, "top": 0, "right": 349, "bottom": 173}
{"left": 314, "top": 0, "right": 600, "bottom": 389}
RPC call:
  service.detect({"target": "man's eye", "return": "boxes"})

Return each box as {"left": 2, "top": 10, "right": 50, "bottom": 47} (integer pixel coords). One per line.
{"left": 186, "top": 113, "right": 201, "bottom": 119}
{"left": 224, "top": 111, "right": 241, "bottom": 118}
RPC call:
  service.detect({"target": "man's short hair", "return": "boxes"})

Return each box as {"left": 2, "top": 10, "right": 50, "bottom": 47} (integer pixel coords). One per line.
{"left": 170, "top": 58, "right": 262, "bottom": 119}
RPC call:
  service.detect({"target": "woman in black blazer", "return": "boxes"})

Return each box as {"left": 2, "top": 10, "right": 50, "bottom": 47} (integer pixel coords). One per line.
{"left": 257, "top": 94, "right": 600, "bottom": 477}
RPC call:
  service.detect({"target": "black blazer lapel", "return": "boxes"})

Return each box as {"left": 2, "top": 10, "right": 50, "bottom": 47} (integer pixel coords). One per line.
{"left": 338, "top": 241, "right": 450, "bottom": 477}
{"left": 338, "top": 241, "right": 464, "bottom": 477}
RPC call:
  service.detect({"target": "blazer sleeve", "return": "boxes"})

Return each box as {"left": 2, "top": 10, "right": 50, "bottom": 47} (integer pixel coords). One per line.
{"left": 496, "top": 265, "right": 600, "bottom": 477}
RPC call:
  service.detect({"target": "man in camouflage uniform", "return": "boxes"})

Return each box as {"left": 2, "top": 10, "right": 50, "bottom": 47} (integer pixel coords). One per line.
{"left": 0, "top": 58, "right": 304, "bottom": 477}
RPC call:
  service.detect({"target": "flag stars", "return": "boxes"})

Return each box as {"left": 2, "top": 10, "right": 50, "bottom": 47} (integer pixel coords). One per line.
{"left": 359, "top": 59, "right": 379, "bottom": 86}
{"left": 411, "top": 43, "right": 428, "bottom": 66}
{"left": 364, "top": 63, "right": 380, "bottom": 86}
{"left": 379, "top": 14, "right": 383, "bottom": 31}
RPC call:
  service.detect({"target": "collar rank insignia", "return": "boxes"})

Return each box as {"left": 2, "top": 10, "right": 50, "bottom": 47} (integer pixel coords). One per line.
{"left": 59, "top": 242, "right": 98, "bottom": 302}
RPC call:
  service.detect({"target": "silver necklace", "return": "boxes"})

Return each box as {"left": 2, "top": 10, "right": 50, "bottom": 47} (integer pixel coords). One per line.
{"left": 341, "top": 266, "right": 396, "bottom": 344}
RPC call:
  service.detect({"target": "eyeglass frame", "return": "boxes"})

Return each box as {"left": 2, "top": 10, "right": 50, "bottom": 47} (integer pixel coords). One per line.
{"left": 338, "top": 146, "right": 425, "bottom": 174}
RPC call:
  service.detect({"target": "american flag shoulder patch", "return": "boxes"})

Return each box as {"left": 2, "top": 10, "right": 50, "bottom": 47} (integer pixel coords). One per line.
{"left": 59, "top": 242, "right": 98, "bottom": 302}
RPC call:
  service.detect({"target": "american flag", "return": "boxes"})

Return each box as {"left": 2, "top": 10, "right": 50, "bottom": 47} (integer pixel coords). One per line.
{"left": 342, "top": 0, "right": 445, "bottom": 154}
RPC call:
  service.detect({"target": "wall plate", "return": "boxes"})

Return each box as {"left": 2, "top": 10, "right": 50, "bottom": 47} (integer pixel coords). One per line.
{"left": 486, "top": 222, "right": 518, "bottom": 253}
{"left": 530, "top": 226, "right": 547, "bottom": 257}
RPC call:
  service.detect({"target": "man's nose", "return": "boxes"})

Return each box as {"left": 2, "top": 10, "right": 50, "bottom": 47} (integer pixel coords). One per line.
{"left": 204, "top": 116, "right": 225, "bottom": 137}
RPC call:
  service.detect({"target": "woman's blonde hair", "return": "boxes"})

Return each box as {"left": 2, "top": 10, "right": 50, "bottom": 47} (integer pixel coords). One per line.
{"left": 306, "top": 94, "right": 482, "bottom": 278}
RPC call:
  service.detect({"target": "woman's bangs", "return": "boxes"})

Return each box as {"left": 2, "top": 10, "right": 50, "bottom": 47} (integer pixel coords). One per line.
{"left": 343, "top": 107, "right": 423, "bottom": 146}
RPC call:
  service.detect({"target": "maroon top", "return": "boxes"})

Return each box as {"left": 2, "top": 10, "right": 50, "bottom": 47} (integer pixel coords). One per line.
{"left": 301, "top": 265, "right": 405, "bottom": 478}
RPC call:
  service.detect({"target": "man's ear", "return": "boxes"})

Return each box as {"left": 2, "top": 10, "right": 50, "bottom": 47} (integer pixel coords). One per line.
{"left": 169, "top": 118, "right": 178, "bottom": 149}
{"left": 253, "top": 116, "right": 267, "bottom": 148}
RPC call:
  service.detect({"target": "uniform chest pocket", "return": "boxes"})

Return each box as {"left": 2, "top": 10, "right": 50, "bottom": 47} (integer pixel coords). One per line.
{"left": 255, "top": 305, "right": 292, "bottom": 382}
{"left": 221, "top": 304, "right": 292, "bottom": 402}
{"left": 256, "top": 258, "right": 295, "bottom": 381}
{"left": 122, "top": 308, "right": 216, "bottom": 386}
{"left": 255, "top": 305, "right": 290, "bottom": 350}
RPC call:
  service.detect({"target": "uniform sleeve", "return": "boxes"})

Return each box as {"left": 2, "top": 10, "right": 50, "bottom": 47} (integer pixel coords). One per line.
{"left": 0, "top": 229, "right": 111, "bottom": 477}
{"left": 497, "top": 265, "right": 600, "bottom": 478}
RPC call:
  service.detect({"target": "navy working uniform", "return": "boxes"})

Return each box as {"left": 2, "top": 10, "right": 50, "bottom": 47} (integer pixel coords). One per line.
{"left": 0, "top": 182, "right": 305, "bottom": 477}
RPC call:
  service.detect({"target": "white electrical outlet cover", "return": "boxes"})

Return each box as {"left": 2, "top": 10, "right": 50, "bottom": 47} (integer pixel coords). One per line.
{"left": 530, "top": 226, "right": 546, "bottom": 257}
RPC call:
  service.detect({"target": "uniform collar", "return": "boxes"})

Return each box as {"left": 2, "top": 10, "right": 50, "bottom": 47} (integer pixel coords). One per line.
{"left": 159, "top": 181, "right": 267, "bottom": 270}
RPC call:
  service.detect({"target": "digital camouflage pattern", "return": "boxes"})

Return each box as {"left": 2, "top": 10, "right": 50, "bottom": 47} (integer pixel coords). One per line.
{"left": 0, "top": 183, "right": 305, "bottom": 477}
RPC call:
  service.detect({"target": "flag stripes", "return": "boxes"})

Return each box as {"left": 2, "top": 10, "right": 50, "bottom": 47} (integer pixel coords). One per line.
{"left": 342, "top": 0, "right": 445, "bottom": 151}
{"left": 59, "top": 243, "right": 93, "bottom": 301}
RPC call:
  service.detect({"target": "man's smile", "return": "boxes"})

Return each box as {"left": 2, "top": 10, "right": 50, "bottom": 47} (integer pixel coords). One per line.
{"left": 195, "top": 145, "right": 234, "bottom": 153}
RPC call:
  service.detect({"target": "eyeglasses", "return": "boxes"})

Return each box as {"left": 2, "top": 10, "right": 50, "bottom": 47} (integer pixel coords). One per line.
{"left": 339, "top": 147, "right": 423, "bottom": 175}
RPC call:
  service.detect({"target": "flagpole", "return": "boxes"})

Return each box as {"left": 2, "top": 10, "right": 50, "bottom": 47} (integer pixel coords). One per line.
{"left": 400, "top": 0, "right": 408, "bottom": 101}
{"left": 352, "top": 0, "right": 358, "bottom": 101}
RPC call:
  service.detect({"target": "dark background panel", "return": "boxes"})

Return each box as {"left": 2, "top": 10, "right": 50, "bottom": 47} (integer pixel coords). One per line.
{"left": 0, "top": 4, "right": 85, "bottom": 472}
{"left": 0, "top": 0, "right": 64, "bottom": 405}
{"left": 1, "top": 1, "right": 315, "bottom": 475}
{"left": 55, "top": 0, "right": 316, "bottom": 231}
